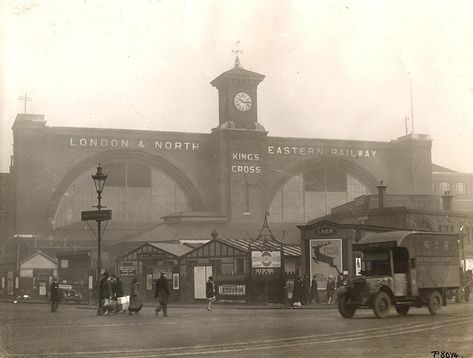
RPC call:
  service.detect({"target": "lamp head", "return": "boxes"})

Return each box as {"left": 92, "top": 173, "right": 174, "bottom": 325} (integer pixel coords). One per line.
{"left": 92, "top": 164, "right": 107, "bottom": 194}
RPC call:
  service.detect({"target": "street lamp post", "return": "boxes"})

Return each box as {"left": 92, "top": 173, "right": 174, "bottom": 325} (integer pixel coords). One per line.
{"left": 460, "top": 226, "right": 466, "bottom": 270}
{"left": 91, "top": 164, "right": 108, "bottom": 281}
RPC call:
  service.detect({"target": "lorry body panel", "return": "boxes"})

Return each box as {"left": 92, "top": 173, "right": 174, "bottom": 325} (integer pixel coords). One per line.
{"left": 353, "top": 231, "right": 460, "bottom": 290}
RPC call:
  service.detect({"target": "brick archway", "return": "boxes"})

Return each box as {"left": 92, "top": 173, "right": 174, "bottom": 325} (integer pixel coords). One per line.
{"left": 266, "top": 157, "right": 379, "bottom": 209}
{"left": 47, "top": 150, "right": 205, "bottom": 226}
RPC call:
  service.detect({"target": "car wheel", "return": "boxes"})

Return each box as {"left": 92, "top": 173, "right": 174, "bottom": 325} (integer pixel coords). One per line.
{"left": 427, "top": 291, "right": 442, "bottom": 315}
{"left": 338, "top": 294, "right": 356, "bottom": 318}
{"left": 373, "top": 292, "right": 391, "bottom": 318}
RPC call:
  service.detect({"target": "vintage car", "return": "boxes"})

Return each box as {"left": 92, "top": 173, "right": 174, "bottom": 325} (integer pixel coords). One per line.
{"left": 337, "top": 231, "right": 461, "bottom": 318}
{"left": 61, "top": 287, "right": 83, "bottom": 304}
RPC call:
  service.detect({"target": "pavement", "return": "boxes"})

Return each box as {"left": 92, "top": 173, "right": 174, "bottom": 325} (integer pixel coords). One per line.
{"left": 2, "top": 298, "right": 338, "bottom": 309}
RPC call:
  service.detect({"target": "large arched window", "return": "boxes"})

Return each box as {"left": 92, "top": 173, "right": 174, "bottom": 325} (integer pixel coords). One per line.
{"left": 268, "top": 166, "right": 368, "bottom": 223}
{"left": 53, "top": 162, "right": 190, "bottom": 229}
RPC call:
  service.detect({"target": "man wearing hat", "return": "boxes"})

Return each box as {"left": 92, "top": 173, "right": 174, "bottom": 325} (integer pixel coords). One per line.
{"left": 49, "top": 278, "right": 61, "bottom": 312}
{"left": 155, "top": 271, "right": 170, "bottom": 317}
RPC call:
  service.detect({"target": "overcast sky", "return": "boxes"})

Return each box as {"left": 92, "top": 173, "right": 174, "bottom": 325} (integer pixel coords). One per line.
{"left": 1, "top": 0, "right": 473, "bottom": 173}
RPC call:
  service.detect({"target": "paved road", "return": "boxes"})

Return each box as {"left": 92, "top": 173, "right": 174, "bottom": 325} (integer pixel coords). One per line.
{"left": 1, "top": 302, "right": 473, "bottom": 357}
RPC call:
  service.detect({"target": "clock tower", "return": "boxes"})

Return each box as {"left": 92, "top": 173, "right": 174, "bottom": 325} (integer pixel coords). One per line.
{"left": 210, "top": 54, "right": 268, "bottom": 224}
{"left": 210, "top": 55, "right": 265, "bottom": 130}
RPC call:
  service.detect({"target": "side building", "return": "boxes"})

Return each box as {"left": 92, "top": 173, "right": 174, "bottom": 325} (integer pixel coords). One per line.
{"left": 299, "top": 182, "right": 473, "bottom": 290}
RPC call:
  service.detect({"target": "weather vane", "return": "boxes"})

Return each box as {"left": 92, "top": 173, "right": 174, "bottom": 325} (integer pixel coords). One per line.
{"left": 18, "top": 92, "right": 32, "bottom": 114}
{"left": 232, "top": 41, "right": 243, "bottom": 68}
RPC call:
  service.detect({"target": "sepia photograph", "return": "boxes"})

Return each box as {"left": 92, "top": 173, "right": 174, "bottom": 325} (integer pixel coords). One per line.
{"left": 1, "top": 1, "right": 473, "bottom": 357}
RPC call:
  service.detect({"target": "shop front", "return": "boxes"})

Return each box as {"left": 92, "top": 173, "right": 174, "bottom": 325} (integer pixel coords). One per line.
{"left": 18, "top": 251, "right": 57, "bottom": 299}
{"left": 119, "top": 242, "right": 193, "bottom": 302}
{"left": 179, "top": 237, "right": 301, "bottom": 304}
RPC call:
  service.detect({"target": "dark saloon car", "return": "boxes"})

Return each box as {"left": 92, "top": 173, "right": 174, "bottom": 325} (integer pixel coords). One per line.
{"left": 61, "top": 288, "right": 82, "bottom": 304}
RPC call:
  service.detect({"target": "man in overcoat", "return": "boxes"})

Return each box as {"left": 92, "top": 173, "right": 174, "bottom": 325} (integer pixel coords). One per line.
{"left": 309, "top": 274, "right": 319, "bottom": 304}
{"left": 155, "top": 272, "right": 170, "bottom": 317}
{"left": 50, "top": 278, "right": 61, "bottom": 312}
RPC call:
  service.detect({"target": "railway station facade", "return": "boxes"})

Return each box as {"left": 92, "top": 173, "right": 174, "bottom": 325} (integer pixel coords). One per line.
{"left": 1, "top": 58, "right": 453, "bottom": 299}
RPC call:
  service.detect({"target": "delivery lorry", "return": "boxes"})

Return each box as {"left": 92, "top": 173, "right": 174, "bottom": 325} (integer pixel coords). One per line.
{"left": 337, "top": 231, "right": 461, "bottom": 318}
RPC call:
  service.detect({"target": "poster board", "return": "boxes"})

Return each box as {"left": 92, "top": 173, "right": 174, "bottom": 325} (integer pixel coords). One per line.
{"left": 309, "top": 239, "right": 342, "bottom": 290}
{"left": 251, "top": 251, "right": 281, "bottom": 268}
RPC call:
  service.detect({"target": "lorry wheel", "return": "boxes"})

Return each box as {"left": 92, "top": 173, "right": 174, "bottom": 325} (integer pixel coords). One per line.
{"left": 373, "top": 292, "right": 391, "bottom": 318}
{"left": 338, "top": 294, "right": 356, "bottom": 318}
{"left": 395, "top": 305, "right": 409, "bottom": 315}
{"left": 427, "top": 291, "right": 442, "bottom": 315}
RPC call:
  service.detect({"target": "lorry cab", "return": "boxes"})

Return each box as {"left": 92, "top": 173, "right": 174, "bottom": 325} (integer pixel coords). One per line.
{"left": 338, "top": 231, "right": 460, "bottom": 319}
{"left": 360, "top": 246, "right": 413, "bottom": 297}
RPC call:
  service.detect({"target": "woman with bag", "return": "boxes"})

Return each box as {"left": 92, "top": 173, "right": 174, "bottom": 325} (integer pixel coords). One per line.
{"left": 99, "top": 272, "right": 113, "bottom": 316}
{"left": 128, "top": 278, "right": 142, "bottom": 315}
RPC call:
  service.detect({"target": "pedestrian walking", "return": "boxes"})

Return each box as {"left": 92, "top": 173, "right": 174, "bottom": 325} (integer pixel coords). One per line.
{"left": 128, "top": 278, "right": 143, "bottom": 314}
{"left": 326, "top": 275, "right": 336, "bottom": 304}
{"left": 334, "top": 273, "right": 345, "bottom": 304}
{"left": 206, "top": 276, "right": 216, "bottom": 311}
{"left": 292, "top": 277, "right": 304, "bottom": 308}
{"left": 98, "top": 272, "right": 113, "bottom": 315}
{"left": 302, "top": 274, "right": 310, "bottom": 305}
{"left": 465, "top": 270, "right": 472, "bottom": 303}
{"left": 112, "top": 275, "right": 125, "bottom": 313}
{"left": 155, "top": 272, "right": 170, "bottom": 317}
{"left": 309, "top": 274, "right": 319, "bottom": 304}
{"left": 49, "top": 278, "right": 61, "bottom": 312}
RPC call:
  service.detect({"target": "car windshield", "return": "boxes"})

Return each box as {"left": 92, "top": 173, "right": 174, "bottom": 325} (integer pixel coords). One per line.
{"left": 362, "top": 250, "right": 391, "bottom": 276}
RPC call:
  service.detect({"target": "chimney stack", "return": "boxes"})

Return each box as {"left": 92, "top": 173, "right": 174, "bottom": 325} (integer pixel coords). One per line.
{"left": 377, "top": 180, "right": 387, "bottom": 209}
{"left": 442, "top": 191, "right": 453, "bottom": 211}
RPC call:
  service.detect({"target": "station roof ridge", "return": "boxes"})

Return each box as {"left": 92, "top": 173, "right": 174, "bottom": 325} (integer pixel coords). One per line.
{"left": 20, "top": 249, "right": 57, "bottom": 265}
{"left": 216, "top": 237, "right": 301, "bottom": 257}
{"left": 147, "top": 241, "right": 194, "bottom": 257}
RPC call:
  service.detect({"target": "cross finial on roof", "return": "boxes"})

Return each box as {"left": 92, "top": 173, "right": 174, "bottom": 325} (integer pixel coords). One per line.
{"left": 232, "top": 41, "right": 243, "bottom": 69}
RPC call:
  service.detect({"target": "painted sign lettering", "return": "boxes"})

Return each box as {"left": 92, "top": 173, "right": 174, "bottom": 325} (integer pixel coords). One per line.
{"left": 69, "top": 138, "right": 199, "bottom": 151}
{"left": 231, "top": 152, "right": 262, "bottom": 175}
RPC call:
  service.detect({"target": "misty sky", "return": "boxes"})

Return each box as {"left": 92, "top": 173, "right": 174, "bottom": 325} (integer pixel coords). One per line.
{"left": 1, "top": 0, "right": 473, "bottom": 173}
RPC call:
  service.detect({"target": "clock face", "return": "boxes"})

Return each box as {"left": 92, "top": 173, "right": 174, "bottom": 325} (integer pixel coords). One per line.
{"left": 234, "top": 92, "right": 252, "bottom": 112}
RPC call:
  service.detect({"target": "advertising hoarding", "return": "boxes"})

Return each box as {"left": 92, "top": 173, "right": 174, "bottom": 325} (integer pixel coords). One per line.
{"left": 309, "top": 239, "right": 342, "bottom": 290}
{"left": 251, "top": 251, "right": 281, "bottom": 268}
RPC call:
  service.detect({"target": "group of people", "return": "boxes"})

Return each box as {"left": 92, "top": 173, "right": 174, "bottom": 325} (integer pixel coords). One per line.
{"left": 97, "top": 272, "right": 217, "bottom": 317}
{"left": 50, "top": 273, "right": 218, "bottom": 315}
{"left": 291, "top": 273, "right": 344, "bottom": 307}
{"left": 98, "top": 272, "right": 132, "bottom": 315}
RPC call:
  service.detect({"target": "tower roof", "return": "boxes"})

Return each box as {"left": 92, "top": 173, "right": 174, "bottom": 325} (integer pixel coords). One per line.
{"left": 210, "top": 66, "right": 265, "bottom": 89}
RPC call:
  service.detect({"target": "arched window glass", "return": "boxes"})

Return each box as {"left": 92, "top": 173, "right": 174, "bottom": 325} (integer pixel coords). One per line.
{"left": 268, "top": 167, "right": 368, "bottom": 223}
{"left": 53, "top": 162, "right": 190, "bottom": 229}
